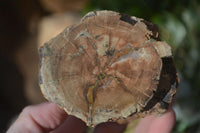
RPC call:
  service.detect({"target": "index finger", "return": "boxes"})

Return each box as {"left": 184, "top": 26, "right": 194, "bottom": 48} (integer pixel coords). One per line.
{"left": 7, "top": 102, "right": 67, "bottom": 133}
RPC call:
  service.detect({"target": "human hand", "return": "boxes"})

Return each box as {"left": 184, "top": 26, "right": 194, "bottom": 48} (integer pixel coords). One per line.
{"left": 133, "top": 108, "right": 175, "bottom": 133}
{"left": 7, "top": 102, "right": 175, "bottom": 133}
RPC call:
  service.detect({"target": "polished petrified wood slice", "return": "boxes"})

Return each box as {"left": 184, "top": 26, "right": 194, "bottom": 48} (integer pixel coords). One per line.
{"left": 39, "top": 10, "right": 178, "bottom": 126}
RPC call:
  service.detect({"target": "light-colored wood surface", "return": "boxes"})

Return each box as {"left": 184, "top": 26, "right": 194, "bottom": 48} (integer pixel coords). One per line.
{"left": 39, "top": 10, "right": 178, "bottom": 126}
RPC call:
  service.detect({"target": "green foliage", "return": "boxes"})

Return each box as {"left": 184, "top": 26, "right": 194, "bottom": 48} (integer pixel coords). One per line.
{"left": 83, "top": 0, "right": 190, "bottom": 18}
{"left": 83, "top": 0, "right": 200, "bottom": 132}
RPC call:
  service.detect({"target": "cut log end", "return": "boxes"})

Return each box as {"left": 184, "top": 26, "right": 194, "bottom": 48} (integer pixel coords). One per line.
{"left": 39, "top": 10, "right": 178, "bottom": 126}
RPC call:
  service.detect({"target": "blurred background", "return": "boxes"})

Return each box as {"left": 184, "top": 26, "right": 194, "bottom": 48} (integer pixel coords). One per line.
{"left": 0, "top": 0, "right": 199, "bottom": 132}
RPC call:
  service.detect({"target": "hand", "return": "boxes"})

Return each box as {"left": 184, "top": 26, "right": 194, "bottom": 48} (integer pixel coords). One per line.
{"left": 7, "top": 102, "right": 175, "bottom": 133}
{"left": 133, "top": 108, "right": 175, "bottom": 133}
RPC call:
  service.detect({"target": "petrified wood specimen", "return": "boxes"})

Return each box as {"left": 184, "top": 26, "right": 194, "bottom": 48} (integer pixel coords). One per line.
{"left": 39, "top": 10, "right": 178, "bottom": 126}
